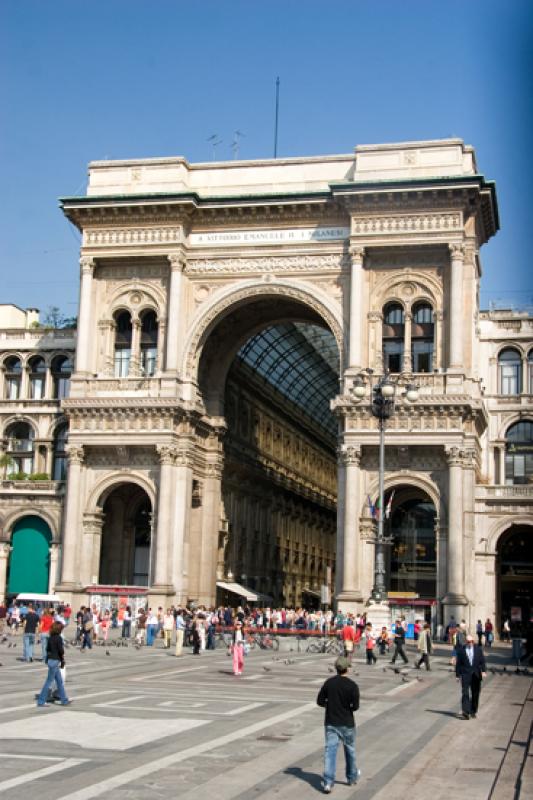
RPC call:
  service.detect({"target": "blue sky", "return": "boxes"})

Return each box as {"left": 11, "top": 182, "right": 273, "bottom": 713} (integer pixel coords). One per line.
{"left": 1, "top": 0, "right": 532, "bottom": 317}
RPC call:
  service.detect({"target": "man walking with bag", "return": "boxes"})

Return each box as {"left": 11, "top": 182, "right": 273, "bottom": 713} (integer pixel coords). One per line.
{"left": 317, "top": 656, "right": 361, "bottom": 793}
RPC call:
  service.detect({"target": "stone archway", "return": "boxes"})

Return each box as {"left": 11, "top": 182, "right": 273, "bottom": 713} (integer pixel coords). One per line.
{"left": 497, "top": 524, "right": 533, "bottom": 635}
{"left": 188, "top": 287, "right": 341, "bottom": 607}
{"left": 98, "top": 484, "right": 153, "bottom": 587}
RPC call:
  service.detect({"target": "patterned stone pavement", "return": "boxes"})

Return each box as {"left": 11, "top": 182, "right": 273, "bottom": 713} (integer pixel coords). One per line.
{"left": 0, "top": 633, "right": 530, "bottom": 799}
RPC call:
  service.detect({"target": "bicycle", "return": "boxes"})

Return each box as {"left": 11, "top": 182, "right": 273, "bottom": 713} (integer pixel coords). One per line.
{"left": 252, "top": 632, "right": 279, "bottom": 651}
{"left": 306, "top": 637, "right": 344, "bottom": 655}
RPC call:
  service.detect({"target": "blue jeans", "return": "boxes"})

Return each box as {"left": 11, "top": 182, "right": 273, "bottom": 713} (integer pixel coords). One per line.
{"left": 40, "top": 633, "right": 49, "bottom": 661}
{"left": 23, "top": 633, "right": 35, "bottom": 661}
{"left": 146, "top": 624, "right": 157, "bottom": 646}
{"left": 324, "top": 724, "right": 357, "bottom": 786}
{"left": 37, "top": 659, "right": 68, "bottom": 705}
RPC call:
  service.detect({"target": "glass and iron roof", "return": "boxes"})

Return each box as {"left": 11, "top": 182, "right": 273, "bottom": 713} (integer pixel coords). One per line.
{"left": 237, "top": 322, "right": 339, "bottom": 441}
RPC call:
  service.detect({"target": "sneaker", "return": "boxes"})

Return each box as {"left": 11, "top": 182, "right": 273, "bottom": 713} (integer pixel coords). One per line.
{"left": 37, "top": 703, "right": 51, "bottom": 707}
{"left": 61, "top": 700, "right": 73, "bottom": 706}
{"left": 323, "top": 784, "right": 333, "bottom": 794}
{"left": 348, "top": 769, "right": 361, "bottom": 786}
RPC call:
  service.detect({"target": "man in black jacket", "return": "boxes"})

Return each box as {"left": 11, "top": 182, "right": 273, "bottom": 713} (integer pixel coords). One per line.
{"left": 455, "top": 633, "right": 487, "bottom": 719}
{"left": 317, "top": 656, "right": 361, "bottom": 793}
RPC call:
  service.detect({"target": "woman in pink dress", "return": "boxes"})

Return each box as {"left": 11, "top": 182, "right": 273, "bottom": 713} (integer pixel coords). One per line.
{"left": 232, "top": 621, "right": 245, "bottom": 676}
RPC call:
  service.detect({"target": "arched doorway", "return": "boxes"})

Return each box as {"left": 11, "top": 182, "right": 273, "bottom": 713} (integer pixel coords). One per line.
{"left": 497, "top": 525, "right": 533, "bottom": 634}
{"left": 99, "top": 485, "right": 152, "bottom": 586}
{"left": 7, "top": 516, "right": 52, "bottom": 595}
{"left": 196, "top": 295, "right": 340, "bottom": 608}
{"left": 386, "top": 487, "right": 437, "bottom": 623}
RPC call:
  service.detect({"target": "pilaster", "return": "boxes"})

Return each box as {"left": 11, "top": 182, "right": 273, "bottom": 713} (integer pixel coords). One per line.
{"left": 348, "top": 245, "right": 364, "bottom": 372}
{"left": 75, "top": 257, "right": 96, "bottom": 376}
{"left": 56, "top": 444, "right": 85, "bottom": 591}
{"left": 448, "top": 244, "right": 465, "bottom": 371}
{"left": 336, "top": 445, "right": 364, "bottom": 608}
{"left": 165, "top": 250, "right": 186, "bottom": 375}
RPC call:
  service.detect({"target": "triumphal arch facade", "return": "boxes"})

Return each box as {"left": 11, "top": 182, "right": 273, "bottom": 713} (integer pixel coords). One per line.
{"left": 52, "top": 138, "right": 508, "bottom": 624}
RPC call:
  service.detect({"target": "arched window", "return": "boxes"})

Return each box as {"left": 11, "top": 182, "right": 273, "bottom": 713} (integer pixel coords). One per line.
{"left": 5, "top": 421, "right": 34, "bottom": 476}
{"left": 505, "top": 420, "right": 533, "bottom": 485}
{"left": 382, "top": 303, "right": 404, "bottom": 373}
{"left": 114, "top": 311, "right": 132, "bottom": 377}
{"left": 52, "top": 356, "right": 72, "bottom": 399}
{"left": 499, "top": 348, "right": 522, "bottom": 395}
{"left": 4, "top": 357, "right": 22, "bottom": 399}
{"left": 52, "top": 424, "right": 68, "bottom": 480}
{"left": 28, "top": 356, "right": 46, "bottom": 399}
{"left": 528, "top": 349, "right": 533, "bottom": 395}
{"left": 140, "top": 310, "right": 158, "bottom": 377}
{"left": 411, "top": 303, "right": 434, "bottom": 373}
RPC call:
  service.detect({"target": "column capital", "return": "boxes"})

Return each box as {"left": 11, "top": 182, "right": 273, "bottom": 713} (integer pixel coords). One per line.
{"left": 168, "top": 250, "right": 186, "bottom": 272}
{"left": 448, "top": 243, "right": 465, "bottom": 261}
{"left": 80, "top": 256, "right": 96, "bottom": 275}
{"left": 65, "top": 444, "right": 84, "bottom": 465}
{"left": 349, "top": 244, "right": 365, "bottom": 265}
{"left": 82, "top": 511, "right": 105, "bottom": 536}
{"left": 156, "top": 444, "right": 179, "bottom": 465}
{"left": 338, "top": 445, "right": 362, "bottom": 466}
{"left": 445, "top": 445, "right": 464, "bottom": 467}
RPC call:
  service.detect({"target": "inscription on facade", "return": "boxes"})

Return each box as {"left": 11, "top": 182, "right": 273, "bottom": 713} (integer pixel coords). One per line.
{"left": 189, "top": 226, "right": 349, "bottom": 247}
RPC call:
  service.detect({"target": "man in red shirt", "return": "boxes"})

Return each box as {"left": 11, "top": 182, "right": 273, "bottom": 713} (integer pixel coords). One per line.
{"left": 38, "top": 608, "right": 54, "bottom": 662}
{"left": 341, "top": 617, "right": 358, "bottom": 662}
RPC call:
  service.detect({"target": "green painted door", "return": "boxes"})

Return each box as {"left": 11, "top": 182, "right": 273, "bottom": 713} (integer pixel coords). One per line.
{"left": 7, "top": 516, "right": 52, "bottom": 595}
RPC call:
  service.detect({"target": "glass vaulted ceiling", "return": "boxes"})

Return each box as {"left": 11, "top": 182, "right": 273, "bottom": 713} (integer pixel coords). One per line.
{"left": 237, "top": 322, "right": 339, "bottom": 441}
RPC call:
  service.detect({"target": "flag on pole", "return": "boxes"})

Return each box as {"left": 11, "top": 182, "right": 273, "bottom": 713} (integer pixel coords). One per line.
{"left": 375, "top": 496, "right": 381, "bottom": 522}
{"left": 385, "top": 490, "right": 395, "bottom": 519}
{"left": 367, "top": 495, "right": 375, "bottom": 519}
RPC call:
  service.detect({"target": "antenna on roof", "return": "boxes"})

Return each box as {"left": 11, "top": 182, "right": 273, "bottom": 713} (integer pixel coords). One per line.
{"left": 207, "top": 134, "right": 222, "bottom": 161}
{"left": 273, "top": 77, "right": 280, "bottom": 158}
{"left": 231, "top": 130, "right": 245, "bottom": 159}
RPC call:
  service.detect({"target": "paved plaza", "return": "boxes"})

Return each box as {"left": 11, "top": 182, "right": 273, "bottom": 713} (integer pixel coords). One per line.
{"left": 0, "top": 634, "right": 530, "bottom": 800}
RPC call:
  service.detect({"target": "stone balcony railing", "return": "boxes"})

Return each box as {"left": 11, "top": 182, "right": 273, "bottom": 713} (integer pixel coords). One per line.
{"left": 0, "top": 480, "right": 66, "bottom": 494}
{"left": 475, "top": 484, "right": 533, "bottom": 502}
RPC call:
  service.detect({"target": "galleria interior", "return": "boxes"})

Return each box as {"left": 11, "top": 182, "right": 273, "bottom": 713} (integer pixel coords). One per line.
{"left": 0, "top": 138, "right": 532, "bottom": 632}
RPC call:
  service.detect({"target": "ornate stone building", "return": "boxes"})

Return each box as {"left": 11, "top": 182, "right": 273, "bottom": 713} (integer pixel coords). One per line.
{"left": 0, "top": 139, "right": 531, "bottom": 630}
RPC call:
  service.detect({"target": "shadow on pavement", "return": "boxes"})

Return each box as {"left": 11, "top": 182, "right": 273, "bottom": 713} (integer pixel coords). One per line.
{"left": 285, "top": 766, "right": 324, "bottom": 792}
{"left": 425, "top": 709, "right": 460, "bottom": 718}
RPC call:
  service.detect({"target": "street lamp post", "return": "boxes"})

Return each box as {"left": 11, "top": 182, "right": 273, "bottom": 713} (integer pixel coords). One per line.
{"left": 352, "top": 371, "right": 419, "bottom": 604}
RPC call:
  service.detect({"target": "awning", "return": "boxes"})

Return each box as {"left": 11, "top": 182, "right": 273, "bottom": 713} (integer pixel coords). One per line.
{"left": 216, "top": 581, "right": 259, "bottom": 601}
{"left": 302, "top": 588, "right": 321, "bottom": 598}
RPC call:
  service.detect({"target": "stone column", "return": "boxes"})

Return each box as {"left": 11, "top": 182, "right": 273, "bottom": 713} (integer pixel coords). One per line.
{"left": 498, "top": 444, "right": 506, "bottom": 485}
{"left": 435, "top": 519, "right": 447, "bottom": 611}
{"left": 75, "top": 257, "right": 96, "bottom": 375}
{"left": 403, "top": 312, "right": 413, "bottom": 373}
{"left": 348, "top": 246, "right": 364, "bottom": 371}
{"left": 165, "top": 251, "right": 186, "bottom": 375}
{"left": 368, "top": 312, "right": 383, "bottom": 373}
{"left": 81, "top": 511, "right": 105, "bottom": 586}
{"left": 153, "top": 445, "right": 178, "bottom": 594}
{"left": 449, "top": 244, "right": 465, "bottom": 370}
{"left": 57, "top": 444, "right": 84, "bottom": 590}
{"left": 198, "top": 455, "right": 224, "bottom": 606}
{"left": 442, "top": 447, "right": 467, "bottom": 616}
{"left": 336, "top": 446, "right": 363, "bottom": 609}
{"left": 129, "top": 318, "right": 142, "bottom": 376}
{"left": 44, "top": 363, "right": 53, "bottom": 399}
{"left": 170, "top": 447, "right": 194, "bottom": 604}
{"left": 0, "top": 543, "right": 11, "bottom": 602}
{"left": 48, "top": 543, "right": 60, "bottom": 594}
{"left": 433, "top": 310, "right": 443, "bottom": 370}
{"left": 43, "top": 441, "right": 53, "bottom": 477}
